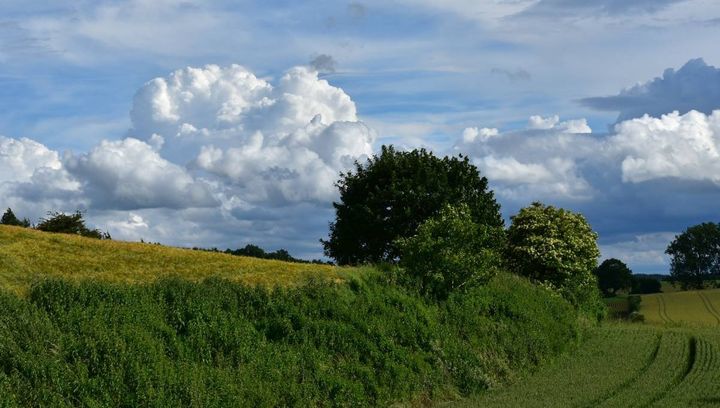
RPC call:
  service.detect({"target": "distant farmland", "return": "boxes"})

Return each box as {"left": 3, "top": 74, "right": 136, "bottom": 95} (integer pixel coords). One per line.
{"left": 641, "top": 289, "right": 720, "bottom": 326}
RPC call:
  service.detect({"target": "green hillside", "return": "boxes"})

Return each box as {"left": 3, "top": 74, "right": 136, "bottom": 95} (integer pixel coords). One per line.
{"left": 0, "top": 225, "right": 588, "bottom": 406}
{"left": 0, "top": 225, "right": 359, "bottom": 294}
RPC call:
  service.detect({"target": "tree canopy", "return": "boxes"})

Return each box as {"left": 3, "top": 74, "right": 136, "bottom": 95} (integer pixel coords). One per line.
{"left": 505, "top": 202, "right": 601, "bottom": 311}
{"left": 666, "top": 222, "right": 720, "bottom": 289}
{"left": 36, "top": 211, "right": 110, "bottom": 240}
{"left": 323, "top": 145, "right": 503, "bottom": 265}
{"left": 594, "top": 258, "right": 633, "bottom": 297}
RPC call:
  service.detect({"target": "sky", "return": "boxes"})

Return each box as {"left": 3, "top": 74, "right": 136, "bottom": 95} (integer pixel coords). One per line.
{"left": 2, "top": 0, "right": 720, "bottom": 272}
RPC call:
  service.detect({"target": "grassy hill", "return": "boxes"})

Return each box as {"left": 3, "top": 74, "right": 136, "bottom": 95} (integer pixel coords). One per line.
{"left": 0, "top": 225, "right": 360, "bottom": 294}
{"left": 0, "top": 225, "right": 588, "bottom": 406}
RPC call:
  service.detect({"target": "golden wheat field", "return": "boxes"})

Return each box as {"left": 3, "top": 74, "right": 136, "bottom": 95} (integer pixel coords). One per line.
{"left": 0, "top": 225, "right": 363, "bottom": 295}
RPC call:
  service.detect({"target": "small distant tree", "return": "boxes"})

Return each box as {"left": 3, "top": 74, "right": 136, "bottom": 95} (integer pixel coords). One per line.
{"left": 630, "top": 276, "right": 662, "bottom": 294}
{"left": 666, "top": 222, "right": 720, "bottom": 290}
{"left": 36, "top": 211, "right": 110, "bottom": 240}
{"left": 395, "top": 204, "right": 504, "bottom": 300}
{"left": 505, "top": 202, "right": 602, "bottom": 313}
{"left": 594, "top": 258, "right": 633, "bottom": 297}
{"left": 1, "top": 208, "right": 30, "bottom": 227}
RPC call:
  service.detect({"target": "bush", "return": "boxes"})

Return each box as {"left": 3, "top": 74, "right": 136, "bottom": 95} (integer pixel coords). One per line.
{"left": 395, "top": 204, "right": 504, "bottom": 299}
{"left": 0, "top": 273, "right": 581, "bottom": 406}
{"left": 627, "top": 295, "right": 642, "bottom": 313}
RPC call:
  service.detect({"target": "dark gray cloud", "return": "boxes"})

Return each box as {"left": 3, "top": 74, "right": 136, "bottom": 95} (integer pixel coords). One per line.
{"left": 581, "top": 58, "right": 720, "bottom": 122}
{"left": 491, "top": 67, "right": 531, "bottom": 81}
{"left": 309, "top": 54, "right": 337, "bottom": 73}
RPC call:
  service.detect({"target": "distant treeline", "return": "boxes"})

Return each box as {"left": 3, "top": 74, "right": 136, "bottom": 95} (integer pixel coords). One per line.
{"left": 1, "top": 208, "right": 110, "bottom": 240}
{"left": 193, "top": 244, "right": 333, "bottom": 265}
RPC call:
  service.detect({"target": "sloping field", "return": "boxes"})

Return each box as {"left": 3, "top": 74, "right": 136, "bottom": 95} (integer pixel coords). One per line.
{"left": 0, "top": 225, "right": 360, "bottom": 294}
{"left": 456, "top": 324, "right": 720, "bottom": 407}
{"left": 640, "top": 289, "right": 720, "bottom": 326}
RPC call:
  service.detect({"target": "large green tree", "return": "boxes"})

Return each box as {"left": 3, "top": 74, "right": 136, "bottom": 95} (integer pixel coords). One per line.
{"left": 322, "top": 145, "right": 503, "bottom": 265}
{"left": 594, "top": 258, "right": 633, "bottom": 297}
{"left": 505, "top": 202, "right": 601, "bottom": 309}
{"left": 666, "top": 222, "right": 720, "bottom": 290}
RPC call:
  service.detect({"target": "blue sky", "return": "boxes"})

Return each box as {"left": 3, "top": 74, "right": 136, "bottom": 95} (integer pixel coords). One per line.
{"left": 2, "top": 0, "right": 720, "bottom": 272}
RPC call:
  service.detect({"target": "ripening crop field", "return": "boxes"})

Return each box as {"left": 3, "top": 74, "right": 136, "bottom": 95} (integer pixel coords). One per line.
{"left": 0, "top": 225, "right": 364, "bottom": 295}
{"left": 640, "top": 289, "right": 720, "bottom": 326}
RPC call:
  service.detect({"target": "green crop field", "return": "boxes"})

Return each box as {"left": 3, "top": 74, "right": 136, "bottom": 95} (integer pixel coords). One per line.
{"left": 455, "top": 324, "right": 720, "bottom": 407}
{"left": 0, "top": 225, "right": 364, "bottom": 295}
{"left": 454, "top": 288, "right": 720, "bottom": 407}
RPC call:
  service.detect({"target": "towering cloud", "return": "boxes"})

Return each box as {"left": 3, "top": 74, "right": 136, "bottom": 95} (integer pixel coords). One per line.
{"left": 130, "top": 64, "right": 375, "bottom": 204}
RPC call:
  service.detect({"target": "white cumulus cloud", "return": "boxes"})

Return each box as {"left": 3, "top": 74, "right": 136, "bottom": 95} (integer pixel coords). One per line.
{"left": 611, "top": 110, "right": 720, "bottom": 184}
{"left": 455, "top": 115, "right": 596, "bottom": 201}
{"left": 131, "top": 64, "right": 375, "bottom": 204}
{"left": 64, "top": 138, "right": 217, "bottom": 210}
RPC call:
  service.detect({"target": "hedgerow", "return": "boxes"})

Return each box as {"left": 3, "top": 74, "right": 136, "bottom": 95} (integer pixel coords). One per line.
{"left": 0, "top": 272, "right": 580, "bottom": 406}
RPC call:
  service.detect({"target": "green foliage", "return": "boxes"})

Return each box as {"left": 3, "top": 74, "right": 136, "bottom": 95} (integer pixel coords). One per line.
{"left": 323, "top": 145, "right": 503, "bottom": 265}
{"left": 627, "top": 295, "right": 642, "bottom": 313}
{"left": 666, "top": 222, "right": 720, "bottom": 290}
{"left": 0, "top": 273, "right": 580, "bottom": 406}
{"left": 505, "top": 202, "right": 603, "bottom": 317}
{"left": 595, "top": 258, "right": 633, "bottom": 297}
{"left": 0, "top": 208, "right": 30, "bottom": 227}
{"left": 631, "top": 276, "right": 662, "bottom": 294}
{"left": 36, "top": 211, "right": 111, "bottom": 240}
{"left": 395, "top": 204, "right": 504, "bottom": 299}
